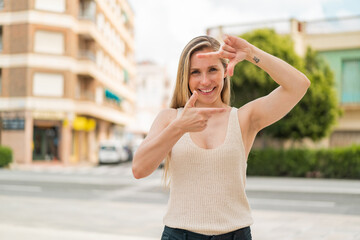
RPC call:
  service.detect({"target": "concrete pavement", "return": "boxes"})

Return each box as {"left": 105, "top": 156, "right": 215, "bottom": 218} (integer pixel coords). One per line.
{"left": 1, "top": 165, "right": 360, "bottom": 240}
{"left": 1, "top": 204, "right": 359, "bottom": 240}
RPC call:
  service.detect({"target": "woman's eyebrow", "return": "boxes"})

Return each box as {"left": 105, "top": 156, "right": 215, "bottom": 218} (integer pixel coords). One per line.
{"left": 208, "top": 65, "right": 218, "bottom": 68}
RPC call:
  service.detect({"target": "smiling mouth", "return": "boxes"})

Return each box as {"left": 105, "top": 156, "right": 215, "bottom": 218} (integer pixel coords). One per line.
{"left": 198, "top": 87, "right": 216, "bottom": 94}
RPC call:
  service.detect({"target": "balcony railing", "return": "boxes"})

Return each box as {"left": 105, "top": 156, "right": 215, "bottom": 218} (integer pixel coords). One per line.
{"left": 78, "top": 49, "right": 96, "bottom": 62}
{"left": 206, "top": 15, "right": 360, "bottom": 37}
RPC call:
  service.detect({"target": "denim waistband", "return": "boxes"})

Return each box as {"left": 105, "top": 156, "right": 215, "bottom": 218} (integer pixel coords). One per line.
{"left": 163, "top": 225, "right": 251, "bottom": 240}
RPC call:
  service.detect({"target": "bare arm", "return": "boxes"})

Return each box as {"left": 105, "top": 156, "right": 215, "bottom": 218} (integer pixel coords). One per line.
{"left": 132, "top": 91, "right": 225, "bottom": 179}
{"left": 198, "top": 35, "right": 310, "bottom": 132}
{"left": 132, "top": 108, "right": 183, "bottom": 179}
{"left": 244, "top": 43, "right": 311, "bottom": 132}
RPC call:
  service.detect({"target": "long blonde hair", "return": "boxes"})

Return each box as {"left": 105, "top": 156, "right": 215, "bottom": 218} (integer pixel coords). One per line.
{"left": 163, "top": 35, "right": 231, "bottom": 187}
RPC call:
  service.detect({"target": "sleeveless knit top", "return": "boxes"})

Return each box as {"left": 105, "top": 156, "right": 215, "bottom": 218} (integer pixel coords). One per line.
{"left": 163, "top": 107, "right": 253, "bottom": 235}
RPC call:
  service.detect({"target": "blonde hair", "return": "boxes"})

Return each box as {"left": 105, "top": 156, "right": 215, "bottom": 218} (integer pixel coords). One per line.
{"left": 163, "top": 35, "right": 231, "bottom": 187}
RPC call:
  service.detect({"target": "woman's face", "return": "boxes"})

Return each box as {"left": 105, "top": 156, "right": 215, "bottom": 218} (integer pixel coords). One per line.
{"left": 188, "top": 48, "right": 227, "bottom": 107}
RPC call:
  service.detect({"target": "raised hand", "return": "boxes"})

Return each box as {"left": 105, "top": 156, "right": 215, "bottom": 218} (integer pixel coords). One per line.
{"left": 176, "top": 91, "right": 226, "bottom": 133}
{"left": 197, "top": 35, "right": 253, "bottom": 76}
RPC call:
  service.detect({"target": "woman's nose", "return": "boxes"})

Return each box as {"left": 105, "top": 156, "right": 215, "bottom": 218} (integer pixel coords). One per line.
{"left": 200, "top": 74, "right": 210, "bottom": 85}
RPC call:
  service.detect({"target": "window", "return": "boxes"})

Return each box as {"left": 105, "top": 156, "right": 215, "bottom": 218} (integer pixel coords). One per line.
{"left": 79, "top": 0, "right": 96, "bottom": 21}
{"left": 0, "top": 69, "right": 2, "bottom": 96}
{"left": 33, "top": 73, "right": 64, "bottom": 97}
{"left": 96, "top": 13, "right": 105, "bottom": 30}
{"left": 35, "top": 0, "right": 65, "bottom": 12}
{"left": 0, "top": 26, "right": 2, "bottom": 52}
{"left": 95, "top": 87, "right": 103, "bottom": 104}
{"left": 34, "top": 31, "right": 64, "bottom": 54}
{"left": 342, "top": 60, "right": 360, "bottom": 103}
{"left": 124, "top": 70, "right": 129, "bottom": 84}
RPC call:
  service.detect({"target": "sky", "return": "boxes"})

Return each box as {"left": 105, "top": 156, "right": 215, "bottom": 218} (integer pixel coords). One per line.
{"left": 128, "top": 0, "right": 360, "bottom": 81}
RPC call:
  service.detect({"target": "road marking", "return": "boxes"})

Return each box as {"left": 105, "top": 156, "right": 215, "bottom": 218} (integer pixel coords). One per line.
{"left": 98, "top": 178, "right": 164, "bottom": 200}
{"left": 247, "top": 185, "right": 360, "bottom": 195}
{"left": 0, "top": 184, "right": 42, "bottom": 192}
{"left": 249, "top": 198, "right": 336, "bottom": 208}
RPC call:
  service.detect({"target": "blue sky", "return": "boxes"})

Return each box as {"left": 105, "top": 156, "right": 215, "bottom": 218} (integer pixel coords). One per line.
{"left": 128, "top": 0, "right": 360, "bottom": 80}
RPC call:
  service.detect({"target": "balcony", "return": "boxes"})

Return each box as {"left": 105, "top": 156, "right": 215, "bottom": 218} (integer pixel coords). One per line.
{"left": 76, "top": 75, "right": 95, "bottom": 102}
{"left": 78, "top": 49, "right": 95, "bottom": 62}
{"left": 78, "top": 35, "right": 96, "bottom": 62}
{"left": 78, "top": 0, "right": 96, "bottom": 22}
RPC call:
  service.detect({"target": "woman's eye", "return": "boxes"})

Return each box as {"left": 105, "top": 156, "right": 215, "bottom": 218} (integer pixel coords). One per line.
{"left": 210, "top": 68, "right": 217, "bottom": 72}
{"left": 191, "top": 70, "right": 199, "bottom": 74}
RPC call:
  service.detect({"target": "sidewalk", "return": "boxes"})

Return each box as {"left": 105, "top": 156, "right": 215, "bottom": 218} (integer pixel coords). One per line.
{"left": 251, "top": 209, "right": 360, "bottom": 240}
{"left": 6, "top": 164, "right": 360, "bottom": 195}
{"left": 1, "top": 209, "right": 359, "bottom": 240}
{"left": 0, "top": 224, "right": 158, "bottom": 240}
{"left": 1, "top": 167, "right": 360, "bottom": 240}
{"left": 246, "top": 176, "right": 360, "bottom": 195}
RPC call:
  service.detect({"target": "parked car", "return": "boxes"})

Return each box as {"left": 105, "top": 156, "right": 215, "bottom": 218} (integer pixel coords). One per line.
{"left": 98, "top": 140, "right": 130, "bottom": 164}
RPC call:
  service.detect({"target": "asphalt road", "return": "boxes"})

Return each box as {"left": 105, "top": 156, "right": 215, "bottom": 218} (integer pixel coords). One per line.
{"left": 0, "top": 162, "right": 359, "bottom": 240}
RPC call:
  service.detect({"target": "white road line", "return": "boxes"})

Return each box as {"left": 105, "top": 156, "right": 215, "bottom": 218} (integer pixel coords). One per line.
{"left": 0, "top": 174, "right": 135, "bottom": 185}
{"left": 0, "top": 184, "right": 42, "bottom": 192}
{"left": 249, "top": 198, "right": 336, "bottom": 208}
{"left": 247, "top": 185, "right": 360, "bottom": 195}
{"left": 92, "top": 189, "right": 167, "bottom": 200}
{"left": 98, "top": 179, "right": 163, "bottom": 200}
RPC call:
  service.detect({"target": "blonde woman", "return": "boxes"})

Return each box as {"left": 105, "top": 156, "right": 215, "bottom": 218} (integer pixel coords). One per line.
{"left": 132, "top": 35, "right": 310, "bottom": 240}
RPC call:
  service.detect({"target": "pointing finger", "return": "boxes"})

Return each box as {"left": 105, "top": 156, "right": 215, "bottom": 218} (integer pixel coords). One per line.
{"left": 198, "top": 107, "right": 226, "bottom": 115}
{"left": 184, "top": 90, "right": 198, "bottom": 109}
{"left": 196, "top": 51, "right": 221, "bottom": 59}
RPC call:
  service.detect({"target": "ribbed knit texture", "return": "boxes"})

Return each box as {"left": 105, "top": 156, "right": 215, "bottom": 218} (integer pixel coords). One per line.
{"left": 163, "top": 107, "right": 253, "bottom": 235}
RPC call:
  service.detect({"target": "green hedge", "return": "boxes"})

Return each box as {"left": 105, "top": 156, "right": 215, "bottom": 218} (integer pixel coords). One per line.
{"left": 247, "top": 145, "right": 360, "bottom": 179}
{"left": 0, "top": 145, "right": 13, "bottom": 168}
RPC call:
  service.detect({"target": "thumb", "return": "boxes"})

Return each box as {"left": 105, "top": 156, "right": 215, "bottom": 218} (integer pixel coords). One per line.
{"left": 184, "top": 91, "right": 198, "bottom": 109}
{"left": 227, "top": 61, "right": 236, "bottom": 76}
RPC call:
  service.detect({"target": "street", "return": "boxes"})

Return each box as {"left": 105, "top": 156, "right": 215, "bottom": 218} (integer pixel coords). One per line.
{"left": 0, "top": 162, "right": 360, "bottom": 240}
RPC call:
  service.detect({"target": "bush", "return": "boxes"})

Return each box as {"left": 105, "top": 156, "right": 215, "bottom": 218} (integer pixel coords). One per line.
{"left": 248, "top": 145, "right": 360, "bottom": 179}
{"left": 0, "top": 146, "right": 13, "bottom": 167}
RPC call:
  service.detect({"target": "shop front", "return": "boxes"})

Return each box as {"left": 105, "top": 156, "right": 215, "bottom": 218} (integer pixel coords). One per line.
{"left": 33, "top": 124, "right": 60, "bottom": 161}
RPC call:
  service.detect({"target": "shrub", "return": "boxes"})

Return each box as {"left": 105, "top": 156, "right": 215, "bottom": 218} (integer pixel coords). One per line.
{"left": 248, "top": 145, "right": 360, "bottom": 179}
{"left": 0, "top": 145, "right": 13, "bottom": 167}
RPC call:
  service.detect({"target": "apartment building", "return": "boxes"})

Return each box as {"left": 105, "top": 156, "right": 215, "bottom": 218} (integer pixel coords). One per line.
{"left": 207, "top": 16, "right": 360, "bottom": 147}
{"left": 128, "top": 61, "right": 172, "bottom": 134}
{"left": 0, "top": 0, "right": 136, "bottom": 165}
{"left": 291, "top": 16, "right": 360, "bottom": 146}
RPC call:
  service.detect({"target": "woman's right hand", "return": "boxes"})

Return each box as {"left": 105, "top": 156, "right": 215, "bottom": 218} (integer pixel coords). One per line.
{"left": 175, "top": 91, "right": 225, "bottom": 133}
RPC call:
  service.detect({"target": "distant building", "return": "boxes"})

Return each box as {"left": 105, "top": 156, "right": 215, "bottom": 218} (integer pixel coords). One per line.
{"left": 0, "top": 0, "right": 136, "bottom": 165}
{"left": 207, "top": 16, "right": 360, "bottom": 147}
{"left": 291, "top": 17, "right": 360, "bottom": 147}
{"left": 127, "top": 61, "right": 172, "bottom": 136}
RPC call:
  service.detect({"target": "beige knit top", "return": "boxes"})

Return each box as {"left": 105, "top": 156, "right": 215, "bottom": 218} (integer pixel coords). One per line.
{"left": 163, "top": 107, "right": 253, "bottom": 235}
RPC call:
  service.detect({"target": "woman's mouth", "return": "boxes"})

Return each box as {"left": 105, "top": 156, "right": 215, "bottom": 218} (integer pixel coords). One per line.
{"left": 198, "top": 87, "right": 216, "bottom": 95}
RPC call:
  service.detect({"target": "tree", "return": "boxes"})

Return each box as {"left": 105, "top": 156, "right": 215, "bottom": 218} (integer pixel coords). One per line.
{"left": 231, "top": 28, "right": 340, "bottom": 141}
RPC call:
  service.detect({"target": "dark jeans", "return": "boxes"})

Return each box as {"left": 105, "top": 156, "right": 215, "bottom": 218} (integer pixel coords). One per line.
{"left": 161, "top": 225, "right": 252, "bottom": 240}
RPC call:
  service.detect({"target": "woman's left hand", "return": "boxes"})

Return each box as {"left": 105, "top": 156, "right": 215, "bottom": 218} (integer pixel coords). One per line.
{"left": 197, "top": 35, "right": 253, "bottom": 76}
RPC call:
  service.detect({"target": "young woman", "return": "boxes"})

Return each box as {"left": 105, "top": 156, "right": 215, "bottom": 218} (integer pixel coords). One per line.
{"left": 132, "top": 35, "right": 310, "bottom": 240}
